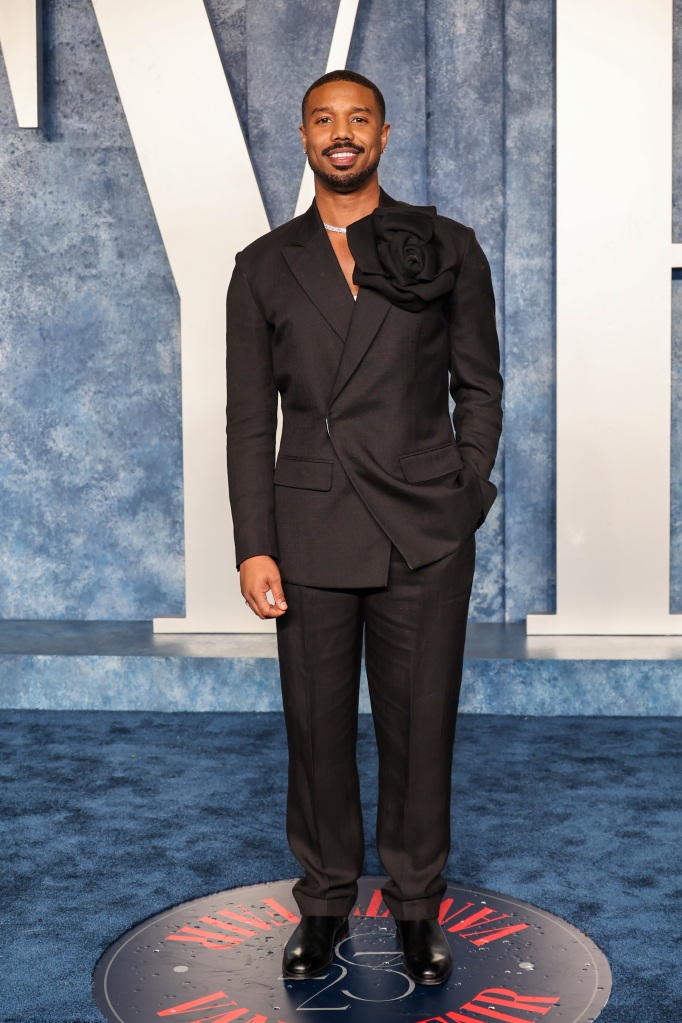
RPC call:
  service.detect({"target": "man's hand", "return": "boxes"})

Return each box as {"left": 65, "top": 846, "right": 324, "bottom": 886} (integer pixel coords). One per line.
{"left": 240, "top": 555, "right": 288, "bottom": 619}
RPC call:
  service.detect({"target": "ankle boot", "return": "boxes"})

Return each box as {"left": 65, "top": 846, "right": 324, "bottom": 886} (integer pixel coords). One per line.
{"left": 396, "top": 918, "right": 453, "bottom": 985}
{"left": 282, "top": 915, "right": 349, "bottom": 979}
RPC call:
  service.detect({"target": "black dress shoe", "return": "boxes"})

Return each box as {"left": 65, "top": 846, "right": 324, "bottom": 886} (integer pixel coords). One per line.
{"left": 396, "top": 918, "right": 453, "bottom": 985}
{"left": 282, "top": 915, "right": 349, "bottom": 979}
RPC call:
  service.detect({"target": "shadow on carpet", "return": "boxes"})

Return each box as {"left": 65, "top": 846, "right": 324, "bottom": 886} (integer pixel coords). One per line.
{"left": 0, "top": 711, "right": 680, "bottom": 1022}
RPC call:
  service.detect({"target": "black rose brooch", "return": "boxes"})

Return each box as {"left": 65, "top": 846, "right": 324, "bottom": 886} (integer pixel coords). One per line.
{"left": 346, "top": 205, "right": 458, "bottom": 312}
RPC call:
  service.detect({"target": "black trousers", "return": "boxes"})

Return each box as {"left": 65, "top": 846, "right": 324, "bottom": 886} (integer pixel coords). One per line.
{"left": 275, "top": 536, "right": 476, "bottom": 921}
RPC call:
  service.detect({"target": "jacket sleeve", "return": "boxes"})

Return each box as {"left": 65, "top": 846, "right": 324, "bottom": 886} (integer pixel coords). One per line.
{"left": 226, "top": 254, "right": 279, "bottom": 570}
{"left": 447, "top": 226, "right": 504, "bottom": 524}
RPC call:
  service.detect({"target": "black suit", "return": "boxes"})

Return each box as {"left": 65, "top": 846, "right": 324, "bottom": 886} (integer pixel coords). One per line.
{"left": 226, "top": 189, "right": 502, "bottom": 918}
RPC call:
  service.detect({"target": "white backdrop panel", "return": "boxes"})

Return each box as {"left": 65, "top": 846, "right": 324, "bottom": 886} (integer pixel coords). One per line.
{"left": 527, "top": 0, "right": 681, "bottom": 634}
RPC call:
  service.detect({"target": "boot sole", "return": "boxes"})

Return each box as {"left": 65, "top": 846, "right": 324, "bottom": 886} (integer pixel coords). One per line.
{"left": 401, "top": 962, "right": 453, "bottom": 986}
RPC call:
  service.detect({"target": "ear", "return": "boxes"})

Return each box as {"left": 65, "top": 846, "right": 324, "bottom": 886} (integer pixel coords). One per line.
{"left": 380, "top": 122, "right": 391, "bottom": 150}
{"left": 299, "top": 124, "right": 307, "bottom": 152}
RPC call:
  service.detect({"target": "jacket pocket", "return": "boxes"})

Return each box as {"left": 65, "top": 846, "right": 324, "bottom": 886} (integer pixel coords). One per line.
{"left": 274, "top": 455, "right": 333, "bottom": 491}
{"left": 399, "top": 442, "right": 464, "bottom": 484}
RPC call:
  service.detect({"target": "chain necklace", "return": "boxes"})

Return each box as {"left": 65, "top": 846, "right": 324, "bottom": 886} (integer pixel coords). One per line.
{"left": 323, "top": 222, "right": 347, "bottom": 234}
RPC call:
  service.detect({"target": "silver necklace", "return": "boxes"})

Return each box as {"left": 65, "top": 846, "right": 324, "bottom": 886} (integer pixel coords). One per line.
{"left": 323, "top": 222, "right": 347, "bottom": 234}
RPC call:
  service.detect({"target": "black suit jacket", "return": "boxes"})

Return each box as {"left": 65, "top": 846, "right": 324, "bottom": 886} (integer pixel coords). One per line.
{"left": 226, "top": 189, "right": 503, "bottom": 588}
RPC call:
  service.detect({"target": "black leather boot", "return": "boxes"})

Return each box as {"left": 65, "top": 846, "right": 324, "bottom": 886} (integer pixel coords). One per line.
{"left": 282, "top": 915, "right": 350, "bottom": 979}
{"left": 396, "top": 918, "right": 453, "bottom": 985}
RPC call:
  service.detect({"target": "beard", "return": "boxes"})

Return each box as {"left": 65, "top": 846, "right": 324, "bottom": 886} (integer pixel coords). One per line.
{"left": 310, "top": 154, "right": 381, "bottom": 193}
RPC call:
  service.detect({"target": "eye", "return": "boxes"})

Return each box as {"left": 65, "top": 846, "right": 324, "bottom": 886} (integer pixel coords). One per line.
{"left": 352, "top": 116, "right": 367, "bottom": 123}
{"left": 316, "top": 116, "right": 332, "bottom": 124}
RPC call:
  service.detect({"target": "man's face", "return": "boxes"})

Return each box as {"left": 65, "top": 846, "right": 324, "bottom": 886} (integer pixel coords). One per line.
{"left": 300, "top": 80, "right": 390, "bottom": 193}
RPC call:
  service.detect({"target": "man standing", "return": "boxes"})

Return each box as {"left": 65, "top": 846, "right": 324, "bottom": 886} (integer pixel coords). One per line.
{"left": 226, "top": 70, "right": 502, "bottom": 986}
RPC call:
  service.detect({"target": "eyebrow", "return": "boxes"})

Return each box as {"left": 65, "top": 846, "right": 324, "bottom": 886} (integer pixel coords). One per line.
{"left": 310, "top": 105, "right": 373, "bottom": 115}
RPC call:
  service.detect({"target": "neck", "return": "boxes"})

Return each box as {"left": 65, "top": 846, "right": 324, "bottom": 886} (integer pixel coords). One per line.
{"left": 314, "top": 176, "right": 381, "bottom": 229}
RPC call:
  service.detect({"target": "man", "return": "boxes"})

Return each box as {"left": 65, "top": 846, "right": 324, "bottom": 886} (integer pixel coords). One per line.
{"left": 226, "top": 70, "right": 502, "bottom": 987}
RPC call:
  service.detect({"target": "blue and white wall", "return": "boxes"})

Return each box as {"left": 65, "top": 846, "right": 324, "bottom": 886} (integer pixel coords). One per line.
{"left": 0, "top": 0, "right": 678, "bottom": 628}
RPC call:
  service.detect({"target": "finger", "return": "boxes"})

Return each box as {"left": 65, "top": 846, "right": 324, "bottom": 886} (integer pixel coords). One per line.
{"left": 242, "top": 590, "right": 268, "bottom": 620}
{"left": 248, "top": 585, "right": 285, "bottom": 619}
{"left": 243, "top": 595, "right": 262, "bottom": 619}
{"left": 255, "top": 595, "right": 285, "bottom": 617}
{"left": 267, "top": 577, "right": 288, "bottom": 611}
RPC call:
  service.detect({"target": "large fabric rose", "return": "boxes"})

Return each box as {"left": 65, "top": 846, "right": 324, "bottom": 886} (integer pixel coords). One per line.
{"left": 346, "top": 205, "right": 458, "bottom": 312}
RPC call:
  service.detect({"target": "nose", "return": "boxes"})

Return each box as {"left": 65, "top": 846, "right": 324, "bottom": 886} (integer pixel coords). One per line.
{"left": 331, "top": 118, "right": 354, "bottom": 142}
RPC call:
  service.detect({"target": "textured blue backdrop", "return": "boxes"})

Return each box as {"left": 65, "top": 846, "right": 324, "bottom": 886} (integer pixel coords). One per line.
{"left": 0, "top": 0, "right": 184, "bottom": 619}
{"left": 6, "top": 0, "right": 674, "bottom": 624}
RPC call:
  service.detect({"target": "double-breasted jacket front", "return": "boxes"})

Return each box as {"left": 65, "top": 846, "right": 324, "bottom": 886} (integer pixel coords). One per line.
{"left": 226, "top": 189, "right": 503, "bottom": 588}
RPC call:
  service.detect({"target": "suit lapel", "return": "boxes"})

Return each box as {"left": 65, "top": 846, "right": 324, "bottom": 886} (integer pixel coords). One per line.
{"left": 327, "top": 188, "right": 400, "bottom": 407}
{"left": 328, "top": 287, "right": 391, "bottom": 406}
{"left": 283, "top": 191, "right": 399, "bottom": 408}
{"left": 283, "top": 204, "right": 355, "bottom": 344}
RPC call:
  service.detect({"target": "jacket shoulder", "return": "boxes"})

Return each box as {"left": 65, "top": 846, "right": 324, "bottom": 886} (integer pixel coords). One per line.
{"left": 382, "top": 192, "right": 474, "bottom": 246}
{"left": 434, "top": 212, "right": 475, "bottom": 244}
{"left": 234, "top": 213, "right": 307, "bottom": 273}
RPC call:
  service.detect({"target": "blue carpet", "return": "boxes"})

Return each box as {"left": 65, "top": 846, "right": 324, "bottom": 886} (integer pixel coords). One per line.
{"left": 0, "top": 711, "right": 680, "bottom": 1023}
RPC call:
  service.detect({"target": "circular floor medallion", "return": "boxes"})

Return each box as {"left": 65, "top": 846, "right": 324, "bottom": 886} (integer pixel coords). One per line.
{"left": 93, "top": 876, "right": 611, "bottom": 1023}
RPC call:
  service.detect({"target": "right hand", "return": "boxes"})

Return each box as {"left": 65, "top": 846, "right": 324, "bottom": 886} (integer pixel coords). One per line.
{"left": 240, "top": 555, "right": 288, "bottom": 619}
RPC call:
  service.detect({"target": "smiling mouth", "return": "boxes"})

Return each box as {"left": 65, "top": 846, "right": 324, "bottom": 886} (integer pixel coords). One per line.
{"left": 325, "top": 148, "right": 363, "bottom": 168}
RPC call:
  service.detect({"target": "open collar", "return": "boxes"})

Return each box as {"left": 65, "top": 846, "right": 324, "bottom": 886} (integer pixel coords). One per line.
{"left": 282, "top": 187, "right": 398, "bottom": 407}
{"left": 282, "top": 201, "right": 355, "bottom": 343}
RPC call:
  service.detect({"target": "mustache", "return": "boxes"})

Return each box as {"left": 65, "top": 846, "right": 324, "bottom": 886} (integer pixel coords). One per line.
{"left": 321, "top": 142, "right": 365, "bottom": 156}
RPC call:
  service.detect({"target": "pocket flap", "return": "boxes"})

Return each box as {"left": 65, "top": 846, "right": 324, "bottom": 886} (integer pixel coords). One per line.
{"left": 399, "top": 443, "right": 464, "bottom": 483}
{"left": 274, "top": 456, "right": 333, "bottom": 491}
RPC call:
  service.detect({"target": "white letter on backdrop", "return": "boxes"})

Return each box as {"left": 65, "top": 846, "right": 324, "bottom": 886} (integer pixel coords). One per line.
{"left": 0, "top": 0, "right": 41, "bottom": 127}
{"left": 92, "top": 0, "right": 358, "bottom": 632}
{"left": 527, "top": 0, "right": 680, "bottom": 634}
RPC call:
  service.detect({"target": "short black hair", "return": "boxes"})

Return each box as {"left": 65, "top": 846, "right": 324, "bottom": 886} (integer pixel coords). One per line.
{"left": 301, "top": 70, "right": 386, "bottom": 125}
